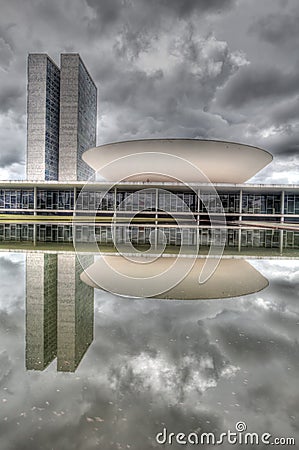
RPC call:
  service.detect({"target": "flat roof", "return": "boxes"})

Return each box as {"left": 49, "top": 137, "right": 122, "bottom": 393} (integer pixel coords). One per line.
{"left": 0, "top": 180, "right": 298, "bottom": 193}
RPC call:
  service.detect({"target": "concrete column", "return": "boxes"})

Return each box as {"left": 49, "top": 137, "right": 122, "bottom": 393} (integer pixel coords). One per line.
{"left": 281, "top": 190, "right": 285, "bottom": 223}
{"left": 33, "top": 186, "right": 37, "bottom": 216}
{"left": 197, "top": 188, "right": 200, "bottom": 225}
{"left": 279, "top": 229, "right": 284, "bottom": 254}
{"left": 33, "top": 223, "right": 37, "bottom": 246}
{"left": 114, "top": 186, "right": 117, "bottom": 211}
{"left": 155, "top": 188, "right": 159, "bottom": 226}
{"left": 238, "top": 228, "right": 242, "bottom": 252}
{"left": 73, "top": 186, "right": 77, "bottom": 211}
{"left": 113, "top": 186, "right": 117, "bottom": 225}
{"left": 154, "top": 225, "right": 158, "bottom": 249}
{"left": 239, "top": 189, "right": 243, "bottom": 223}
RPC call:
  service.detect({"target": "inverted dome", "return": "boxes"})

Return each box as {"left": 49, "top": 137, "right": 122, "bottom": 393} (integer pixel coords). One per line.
{"left": 80, "top": 256, "right": 268, "bottom": 300}
{"left": 82, "top": 139, "right": 272, "bottom": 183}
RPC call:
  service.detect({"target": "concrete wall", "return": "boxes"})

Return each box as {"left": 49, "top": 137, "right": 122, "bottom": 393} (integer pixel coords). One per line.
{"left": 27, "top": 54, "right": 47, "bottom": 181}
{"left": 26, "top": 253, "right": 57, "bottom": 370}
{"left": 59, "top": 54, "right": 96, "bottom": 181}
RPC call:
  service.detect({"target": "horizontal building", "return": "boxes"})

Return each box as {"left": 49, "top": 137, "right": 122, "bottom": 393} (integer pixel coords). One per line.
{"left": 0, "top": 180, "right": 298, "bottom": 252}
{"left": 0, "top": 180, "right": 298, "bottom": 221}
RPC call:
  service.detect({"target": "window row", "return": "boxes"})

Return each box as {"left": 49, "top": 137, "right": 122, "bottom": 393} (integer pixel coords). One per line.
{"left": 1, "top": 189, "right": 299, "bottom": 215}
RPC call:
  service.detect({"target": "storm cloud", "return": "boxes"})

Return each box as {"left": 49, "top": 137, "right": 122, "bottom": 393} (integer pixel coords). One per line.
{"left": 249, "top": 9, "right": 299, "bottom": 46}
{"left": 0, "top": 0, "right": 298, "bottom": 182}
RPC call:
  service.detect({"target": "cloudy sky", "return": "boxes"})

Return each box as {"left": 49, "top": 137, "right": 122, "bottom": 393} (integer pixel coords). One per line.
{"left": 0, "top": 254, "right": 299, "bottom": 449}
{"left": 0, "top": 0, "right": 298, "bottom": 182}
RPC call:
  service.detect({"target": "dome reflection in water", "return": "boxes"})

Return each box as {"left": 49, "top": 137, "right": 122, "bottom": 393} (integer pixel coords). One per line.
{"left": 80, "top": 256, "right": 268, "bottom": 300}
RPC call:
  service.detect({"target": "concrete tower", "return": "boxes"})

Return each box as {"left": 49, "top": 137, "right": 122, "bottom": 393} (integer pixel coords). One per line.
{"left": 26, "top": 54, "right": 60, "bottom": 180}
{"left": 58, "top": 54, "right": 97, "bottom": 181}
{"left": 26, "top": 53, "right": 97, "bottom": 182}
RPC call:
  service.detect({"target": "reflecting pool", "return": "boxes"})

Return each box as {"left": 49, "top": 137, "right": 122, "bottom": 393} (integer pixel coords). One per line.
{"left": 0, "top": 237, "right": 298, "bottom": 448}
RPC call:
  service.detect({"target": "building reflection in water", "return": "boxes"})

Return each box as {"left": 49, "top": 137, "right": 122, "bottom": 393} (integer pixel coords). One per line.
{"left": 24, "top": 249, "right": 269, "bottom": 373}
{"left": 1, "top": 223, "right": 299, "bottom": 252}
{"left": 25, "top": 253, "right": 94, "bottom": 372}
{"left": 4, "top": 221, "right": 283, "bottom": 371}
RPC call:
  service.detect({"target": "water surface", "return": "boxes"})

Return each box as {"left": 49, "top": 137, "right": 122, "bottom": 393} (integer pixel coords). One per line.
{"left": 0, "top": 252, "right": 298, "bottom": 449}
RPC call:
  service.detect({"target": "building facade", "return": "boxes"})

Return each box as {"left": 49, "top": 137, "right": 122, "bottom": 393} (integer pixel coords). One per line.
{"left": 0, "top": 181, "right": 298, "bottom": 251}
{"left": 27, "top": 54, "right": 61, "bottom": 181}
{"left": 59, "top": 54, "right": 97, "bottom": 181}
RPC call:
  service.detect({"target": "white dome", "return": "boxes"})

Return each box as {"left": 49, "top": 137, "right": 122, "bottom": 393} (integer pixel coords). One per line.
{"left": 82, "top": 139, "right": 272, "bottom": 183}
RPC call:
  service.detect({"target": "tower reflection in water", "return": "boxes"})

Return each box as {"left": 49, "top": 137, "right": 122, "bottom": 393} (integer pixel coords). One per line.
{"left": 25, "top": 253, "right": 94, "bottom": 372}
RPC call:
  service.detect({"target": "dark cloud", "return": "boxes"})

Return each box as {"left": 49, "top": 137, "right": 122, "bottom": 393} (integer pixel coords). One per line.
{"left": 0, "top": 350, "right": 12, "bottom": 380}
{"left": 86, "top": 0, "right": 235, "bottom": 27}
{"left": 0, "top": 255, "right": 25, "bottom": 310}
{"left": 249, "top": 11, "right": 299, "bottom": 46}
{"left": 92, "top": 29, "right": 245, "bottom": 144}
{"left": 0, "top": 150, "right": 23, "bottom": 168}
{"left": 0, "top": 0, "right": 298, "bottom": 180}
{"left": 217, "top": 65, "right": 299, "bottom": 109}
{"left": 0, "top": 38, "right": 14, "bottom": 70}
{"left": 0, "top": 84, "right": 23, "bottom": 115}
{"left": 212, "top": 318, "right": 299, "bottom": 364}
{"left": 270, "top": 96, "right": 299, "bottom": 126}
{"left": 0, "top": 126, "right": 25, "bottom": 169}
{"left": 86, "top": 0, "right": 124, "bottom": 28}
{"left": 158, "top": 0, "right": 235, "bottom": 15}
{"left": 262, "top": 131, "right": 299, "bottom": 157}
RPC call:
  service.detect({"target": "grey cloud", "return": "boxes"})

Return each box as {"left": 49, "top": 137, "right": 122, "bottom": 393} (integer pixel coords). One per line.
{"left": 0, "top": 23, "right": 17, "bottom": 52}
{"left": 0, "top": 256, "right": 25, "bottom": 310}
{"left": 0, "top": 0, "right": 297, "bottom": 179}
{"left": 157, "top": 0, "right": 235, "bottom": 15}
{"left": 0, "top": 83, "right": 23, "bottom": 115}
{"left": 217, "top": 65, "right": 299, "bottom": 109}
{"left": 0, "top": 0, "right": 243, "bottom": 179}
{"left": 245, "top": 383, "right": 284, "bottom": 412}
{"left": 249, "top": 11, "right": 299, "bottom": 46}
{"left": 86, "top": 0, "right": 123, "bottom": 28}
{"left": 94, "top": 32, "right": 244, "bottom": 143}
{"left": 106, "top": 320, "right": 233, "bottom": 406}
{"left": 0, "top": 139, "right": 25, "bottom": 169}
{"left": 0, "top": 38, "right": 14, "bottom": 70}
{"left": 270, "top": 96, "right": 299, "bottom": 127}
{"left": 85, "top": 0, "right": 236, "bottom": 64}
{"left": 86, "top": 0, "right": 235, "bottom": 28}
{"left": 114, "top": 26, "right": 157, "bottom": 61}
{"left": 0, "top": 351, "right": 12, "bottom": 387}
{"left": 208, "top": 295, "right": 299, "bottom": 366}
{"left": 263, "top": 131, "right": 299, "bottom": 156}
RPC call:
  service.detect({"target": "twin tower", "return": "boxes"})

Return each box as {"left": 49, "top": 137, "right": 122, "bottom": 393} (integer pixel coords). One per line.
{"left": 26, "top": 53, "right": 97, "bottom": 181}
